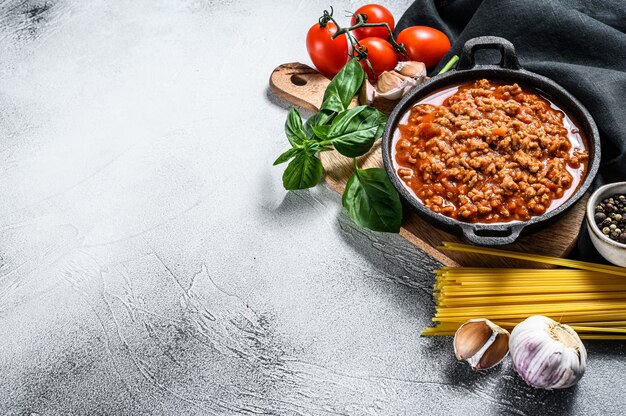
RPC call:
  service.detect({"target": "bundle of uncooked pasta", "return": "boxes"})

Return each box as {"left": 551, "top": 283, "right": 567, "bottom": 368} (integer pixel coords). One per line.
{"left": 423, "top": 242, "right": 626, "bottom": 341}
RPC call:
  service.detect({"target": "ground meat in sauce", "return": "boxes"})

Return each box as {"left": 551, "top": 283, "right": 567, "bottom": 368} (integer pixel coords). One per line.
{"left": 395, "top": 79, "right": 589, "bottom": 223}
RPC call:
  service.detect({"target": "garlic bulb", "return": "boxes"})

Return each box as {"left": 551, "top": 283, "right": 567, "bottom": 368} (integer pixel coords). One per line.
{"left": 509, "top": 315, "right": 587, "bottom": 389}
{"left": 454, "top": 319, "right": 510, "bottom": 370}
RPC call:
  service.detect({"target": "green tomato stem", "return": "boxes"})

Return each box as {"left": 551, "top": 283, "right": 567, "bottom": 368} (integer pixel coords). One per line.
{"left": 321, "top": 9, "right": 407, "bottom": 58}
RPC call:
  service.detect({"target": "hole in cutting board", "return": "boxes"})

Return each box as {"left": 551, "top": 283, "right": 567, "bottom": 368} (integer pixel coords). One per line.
{"left": 291, "top": 74, "right": 308, "bottom": 86}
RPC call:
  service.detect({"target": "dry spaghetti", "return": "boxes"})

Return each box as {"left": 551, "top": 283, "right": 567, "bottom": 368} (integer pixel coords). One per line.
{"left": 422, "top": 243, "right": 626, "bottom": 340}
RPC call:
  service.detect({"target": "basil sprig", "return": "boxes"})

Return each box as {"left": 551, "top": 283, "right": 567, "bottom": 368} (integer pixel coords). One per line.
{"left": 273, "top": 59, "right": 403, "bottom": 233}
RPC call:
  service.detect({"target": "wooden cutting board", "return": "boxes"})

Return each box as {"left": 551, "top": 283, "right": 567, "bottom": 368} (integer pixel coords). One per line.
{"left": 269, "top": 62, "right": 588, "bottom": 268}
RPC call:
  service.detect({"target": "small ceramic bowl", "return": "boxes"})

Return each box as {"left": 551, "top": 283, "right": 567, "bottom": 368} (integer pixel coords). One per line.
{"left": 586, "top": 182, "right": 626, "bottom": 267}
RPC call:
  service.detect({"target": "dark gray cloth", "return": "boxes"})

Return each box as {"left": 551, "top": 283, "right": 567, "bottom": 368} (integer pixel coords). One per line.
{"left": 395, "top": 0, "right": 626, "bottom": 260}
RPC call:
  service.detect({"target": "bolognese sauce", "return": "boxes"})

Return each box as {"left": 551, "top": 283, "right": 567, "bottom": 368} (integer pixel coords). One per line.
{"left": 394, "top": 79, "right": 588, "bottom": 223}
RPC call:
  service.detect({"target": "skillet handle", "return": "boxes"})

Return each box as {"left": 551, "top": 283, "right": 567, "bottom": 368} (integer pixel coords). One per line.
{"left": 459, "top": 223, "right": 525, "bottom": 246}
{"left": 457, "top": 36, "right": 520, "bottom": 70}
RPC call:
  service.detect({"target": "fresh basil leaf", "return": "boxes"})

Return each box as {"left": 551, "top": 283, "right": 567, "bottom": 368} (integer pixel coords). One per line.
{"left": 304, "top": 109, "right": 335, "bottom": 139}
{"left": 285, "top": 107, "right": 307, "bottom": 146}
{"left": 312, "top": 125, "right": 331, "bottom": 140}
{"left": 282, "top": 148, "right": 323, "bottom": 190}
{"left": 273, "top": 147, "right": 300, "bottom": 166}
{"left": 321, "top": 59, "right": 365, "bottom": 113}
{"left": 326, "top": 106, "right": 388, "bottom": 158}
{"left": 373, "top": 110, "right": 388, "bottom": 139}
{"left": 342, "top": 167, "right": 402, "bottom": 233}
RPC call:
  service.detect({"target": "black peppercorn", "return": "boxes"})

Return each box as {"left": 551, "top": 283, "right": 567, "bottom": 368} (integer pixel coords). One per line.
{"left": 594, "top": 193, "right": 626, "bottom": 244}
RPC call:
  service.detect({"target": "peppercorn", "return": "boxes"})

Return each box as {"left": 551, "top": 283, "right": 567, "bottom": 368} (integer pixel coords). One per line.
{"left": 594, "top": 193, "right": 626, "bottom": 244}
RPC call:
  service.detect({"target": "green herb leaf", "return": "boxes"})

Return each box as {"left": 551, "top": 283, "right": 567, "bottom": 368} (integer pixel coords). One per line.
{"left": 304, "top": 109, "right": 335, "bottom": 139}
{"left": 285, "top": 107, "right": 307, "bottom": 146}
{"left": 273, "top": 147, "right": 300, "bottom": 166}
{"left": 312, "top": 125, "right": 331, "bottom": 140}
{"left": 282, "top": 146, "right": 323, "bottom": 190}
{"left": 325, "top": 106, "right": 388, "bottom": 158}
{"left": 342, "top": 167, "right": 403, "bottom": 233}
{"left": 321, "top": 59, "right": 365, "bottom": 113}
{"left": 373, "top": 109, "right": 388, "bottom": 139}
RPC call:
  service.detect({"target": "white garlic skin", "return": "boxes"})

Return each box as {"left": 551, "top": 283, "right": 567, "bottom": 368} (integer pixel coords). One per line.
{"left": 509, "top": 315, "right": 587, "bottom": 390}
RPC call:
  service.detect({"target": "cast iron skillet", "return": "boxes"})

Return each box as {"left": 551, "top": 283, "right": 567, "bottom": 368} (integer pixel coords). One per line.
{"left": 382, "top": 36, "right": 601, "bottom": 246}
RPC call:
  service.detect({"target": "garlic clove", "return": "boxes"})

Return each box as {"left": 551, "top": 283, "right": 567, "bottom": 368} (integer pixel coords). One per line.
{"left": 454, "top": 320, "right": 493, "bottom": 360}
{"left": 373, "top": 65, "right": 427, "bottom": 101}
{"left": 359, "top": 79, "right": 376, "bottom": 106}
{"left": 402, "top": 83, "right": 418, "bottom": 97}
{"left": 454, "top": 318, "right": 510, "bottom": 370}
{"left": 376, "top": 71, "right": 404, "bottom": 93}
{"left": 376, "top": 78, "right": 418, "bottom": 101}
{"left": 393, "top": 71, "right": 411, "bottom": 81}
{"left": 476, "top": 332, "right": 510, "bottom": 370}
{"left": 509, "top": 315, "right": 587, "bottom": 390}
{"left": 395, "top": 61, "right": 427, "bottom": 78}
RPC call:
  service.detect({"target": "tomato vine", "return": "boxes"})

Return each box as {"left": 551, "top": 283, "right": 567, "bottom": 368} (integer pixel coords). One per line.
{"left": 317, "top": 7, "right": 407, "bottom": 76}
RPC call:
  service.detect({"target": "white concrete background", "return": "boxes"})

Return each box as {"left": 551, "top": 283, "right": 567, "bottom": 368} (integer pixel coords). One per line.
{"left": 0, "top": 0, "right": 624, "bottom": 414}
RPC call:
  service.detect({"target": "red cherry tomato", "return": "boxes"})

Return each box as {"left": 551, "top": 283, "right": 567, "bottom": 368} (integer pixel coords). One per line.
{"left": 396, "top": 26, "right": 451, "bottom": 68}
{"left": 350, "top": 4, "right": 395, "bottom": 40}
{"left": 306, "top": 22, "right": 349, "bottom": 79}
{"left": 355, "top": 37, "right": 398, "bottom": 80}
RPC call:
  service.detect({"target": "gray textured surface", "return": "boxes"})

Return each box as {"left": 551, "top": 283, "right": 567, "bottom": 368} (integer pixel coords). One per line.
{"left": 0, "top": 0, "right": 624, "bottom": 414}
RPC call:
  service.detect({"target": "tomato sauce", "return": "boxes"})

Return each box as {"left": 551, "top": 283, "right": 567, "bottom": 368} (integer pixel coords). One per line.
{"left": 393, "top": 79, "right": 588, "bottom": 223}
